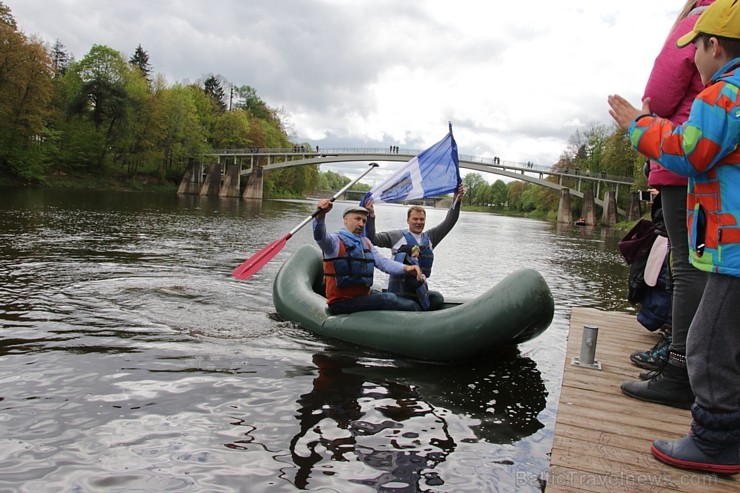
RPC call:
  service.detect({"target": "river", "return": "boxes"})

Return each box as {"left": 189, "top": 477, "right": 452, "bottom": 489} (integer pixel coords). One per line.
{"left": 0, "top": 188, "right": 633, "bottom": 492}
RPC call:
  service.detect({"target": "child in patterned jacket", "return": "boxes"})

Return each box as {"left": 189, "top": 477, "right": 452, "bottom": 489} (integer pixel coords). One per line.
{"left": 608, "top": 0, "right": 740, "bottom": 475}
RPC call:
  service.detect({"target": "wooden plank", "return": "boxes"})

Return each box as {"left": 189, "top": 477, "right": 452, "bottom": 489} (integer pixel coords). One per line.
{"left": 547, "top": 308, "right": 738, "bottom": 492}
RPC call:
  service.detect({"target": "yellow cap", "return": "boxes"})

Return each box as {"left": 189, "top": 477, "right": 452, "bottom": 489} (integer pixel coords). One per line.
{"left": 676, "top": 0, "right": 740, "bottom": 48}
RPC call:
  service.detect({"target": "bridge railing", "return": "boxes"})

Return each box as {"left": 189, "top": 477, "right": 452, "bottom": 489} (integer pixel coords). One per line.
{"left": 207, "top": 147, "right": 635, "bottom": 184}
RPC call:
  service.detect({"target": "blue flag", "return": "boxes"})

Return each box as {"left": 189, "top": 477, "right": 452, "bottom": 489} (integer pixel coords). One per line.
{"left": 360, "top": 124, "right": 461, "bottom": 206}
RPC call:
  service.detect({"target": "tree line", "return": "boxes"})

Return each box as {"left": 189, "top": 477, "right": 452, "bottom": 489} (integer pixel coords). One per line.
{"left": 0, "top": 2, "right": 319, "bottom": 197}
{"left": 1, "top": 2, "right": 644, "bottom": 215}
{"left": 462, "top": 125, "right": 647, "bottom": 220}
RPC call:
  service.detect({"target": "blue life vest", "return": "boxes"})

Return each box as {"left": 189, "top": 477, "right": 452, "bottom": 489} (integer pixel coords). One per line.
{"left": 387, "top": 232, "right": 433, "bottom": 309}
{"left": 392, "top": 231, "right": 433, "bottom": 277}
{"left": 323, "top": 231, "right": 375, "bottom": 288}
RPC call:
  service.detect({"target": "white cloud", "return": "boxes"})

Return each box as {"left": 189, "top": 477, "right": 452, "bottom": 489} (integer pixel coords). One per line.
{"left": 9, "top": 0, "right": 677, "bottom": 169}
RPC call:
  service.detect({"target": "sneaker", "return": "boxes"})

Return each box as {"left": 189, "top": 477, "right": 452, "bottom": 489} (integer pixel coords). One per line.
{"left": 630, "top": 330, "right": 671, "bottom": 371}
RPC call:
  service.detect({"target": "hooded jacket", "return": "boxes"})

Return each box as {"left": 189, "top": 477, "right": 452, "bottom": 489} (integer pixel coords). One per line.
{"left": 644, "top": 0, "right": 715, "bottom": 187}
{"left": 630, "top": 58, "right": 740, "bottom": 277}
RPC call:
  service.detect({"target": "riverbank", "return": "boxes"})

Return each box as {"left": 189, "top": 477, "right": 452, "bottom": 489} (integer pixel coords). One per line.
{"left": 0, "top": 168, "right": 177, "bottom": 193}
{"left": 1, "top": 170, "right": 639, "bottom": 232}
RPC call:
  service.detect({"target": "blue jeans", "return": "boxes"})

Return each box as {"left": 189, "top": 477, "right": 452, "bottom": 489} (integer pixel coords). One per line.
{"left": 328, "top": 291, "right": 421, "bottom": 315}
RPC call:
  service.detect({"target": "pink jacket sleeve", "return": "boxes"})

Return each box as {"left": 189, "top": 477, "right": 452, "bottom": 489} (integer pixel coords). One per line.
{"left": 643, "top": 25, "right": 698, "bottom": 123}
{"left": 643, "top": 11, "right": 705, "bottom": 187}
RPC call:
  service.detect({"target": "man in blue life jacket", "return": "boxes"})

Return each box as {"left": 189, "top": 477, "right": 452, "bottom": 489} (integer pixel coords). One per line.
{"left": 313, "top": 200, "right": 423, "bottom": 315}
{"left": 364, "top": 184, "right": 465, "bottom": 310}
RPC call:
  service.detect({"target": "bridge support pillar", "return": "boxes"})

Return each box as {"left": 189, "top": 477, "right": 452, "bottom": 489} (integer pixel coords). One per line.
{"left": 199, "top": 162, "right": 221, "bottom": 196}
{"left": 580, "top": 189, "right": 597, "bottom": 225}
{"left": 243, "top": 166, "right": 264, "bottom": 200}
{"left": 176, "top": 162, "right": 204, "bottom": 195}
{"left": 219, "top": 163, "right": 241, "bottom": 197}
{"left": 557, "top": 188, "right": 572, "bottom": 224}
{"left": 601, "top": 190, "right": 618, "bottom": 226}
{"left": 626, "top": 191, "right": 642, "bottom": 221}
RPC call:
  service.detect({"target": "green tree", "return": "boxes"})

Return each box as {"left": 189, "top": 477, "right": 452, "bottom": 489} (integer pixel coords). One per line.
{"left": 0, "top": 3, "right": 53, "bottom": 180}
{"left": 64, "top": 45, "right": 134, "bottom": 168}
{"left": 603, "top": 124, "right": 645, "bottom": 188}
{"left": 157, "top": 83, "right": 209, "bottom": 177}
{"left": 507, "top": 181, "right": 527, "bottom": 211}
{"left": 491, "top": 179, "right": 508, "bottom": 208}
{"left": 462, "top": 173, "right": 486, "bottom": 206}
{"left": 50, "top": 39, "right": 71, "bottom": 76}
{"left": 203, "top": 75, "right": 226, "bottom": 112}
{"left": 472, "top": 181, "right": 493, "bottom": 206}
{"left": 129, "top": 44, "right": 152, "bottom": 83}
{"left": 318, "top": 170, "right": 350, "bottom": 190}
{"left": 520, "top": 186, "right": 538, "bottom": 212}
{"left": 235, "top": 85, "right": 272, "bottom": 121}
{"left": 583, "top": 124, "right": 610, "bottom": 173}
{"left": 212, "top": 110, "right": 251, "bottom": 148}
{"left": 0, "top": 2, "right": 14, "bottom": 27}
{"left": 116, "top": 67, "right": 158, "bottom": 175}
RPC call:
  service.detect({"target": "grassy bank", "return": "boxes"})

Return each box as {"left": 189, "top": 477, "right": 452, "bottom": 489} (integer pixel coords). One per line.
{"left": 0, "top": 168, "right": 178, "bottom": 193}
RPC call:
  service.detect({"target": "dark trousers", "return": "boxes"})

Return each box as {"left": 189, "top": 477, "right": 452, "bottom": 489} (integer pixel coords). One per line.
{"left": 400, "top": 290, "right": 445, "bottom": 310}
{"left": 687, "top": 273, "right": 740, "bottom": 412}
{"left": 661, "top": 185, "right": 708, "bottom": 353}
{"left": 328, "top": 291, "right": 421, "bottom": 315}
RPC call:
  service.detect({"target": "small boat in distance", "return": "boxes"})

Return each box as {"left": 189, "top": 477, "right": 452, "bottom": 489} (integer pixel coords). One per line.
{"left": 272, "top": 244, "right": 555, "bottom": 362}
{"left": 574, "top": 217, "right": 587, "bottom": 226}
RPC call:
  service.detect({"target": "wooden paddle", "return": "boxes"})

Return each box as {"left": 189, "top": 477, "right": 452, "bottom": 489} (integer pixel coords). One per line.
{"left": 231, "top": 162, "right": 379, "bottom": 280}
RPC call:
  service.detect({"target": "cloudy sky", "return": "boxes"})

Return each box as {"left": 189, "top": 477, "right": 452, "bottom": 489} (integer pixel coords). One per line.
{"left": 9, "top": 0, "right": 681, "bottom": 178}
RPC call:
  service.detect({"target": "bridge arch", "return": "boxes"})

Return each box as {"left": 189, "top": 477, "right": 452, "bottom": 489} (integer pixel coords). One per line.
{"left": 179, "top": 148, "right": 639, "bottom": 221}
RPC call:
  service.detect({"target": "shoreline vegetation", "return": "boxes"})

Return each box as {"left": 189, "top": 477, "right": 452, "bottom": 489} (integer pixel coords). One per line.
{"left": 1, "top": 168, "right": 637, "bottom": 230}
{"left": 2, "top": 1, "right": 645, "bottom": 226}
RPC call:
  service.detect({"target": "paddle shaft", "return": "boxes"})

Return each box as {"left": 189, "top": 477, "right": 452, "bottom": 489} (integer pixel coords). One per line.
{"left": 231, "top": 162, "right": 379, "bottom": 280}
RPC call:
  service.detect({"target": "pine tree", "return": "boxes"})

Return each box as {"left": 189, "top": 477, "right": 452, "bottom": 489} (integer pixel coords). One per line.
{"left": 129, "top": 44, "right": 152, "bottom": 81}
{"left": 0, "top": 2, "right": 16, "bottom": 28}
{"left": 50, "top": 39, "right": 70, "bottom": 76}
{"left": 203, "top": 75, "right": 226, "bottom": 112}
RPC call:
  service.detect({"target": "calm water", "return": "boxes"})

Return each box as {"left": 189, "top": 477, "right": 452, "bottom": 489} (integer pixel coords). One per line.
{"left": 0, "top": 189, "right": 632, "bottom": 493}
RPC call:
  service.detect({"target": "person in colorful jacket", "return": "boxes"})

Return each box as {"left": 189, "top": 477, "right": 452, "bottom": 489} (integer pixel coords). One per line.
{"left": 608, "top": 0, "right": 740, "bottom": 474}
{"left": 313, "top": 201, "right": 422, "bottom": 315}
{"left": 364, "top": 184, "right": 465, "bottom": 310}
{"left": 621, "top": 0, "right": 713, "bottom": 411}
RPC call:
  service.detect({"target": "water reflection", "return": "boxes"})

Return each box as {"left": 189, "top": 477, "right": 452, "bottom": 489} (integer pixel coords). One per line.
{"left": 0, "top": 189, "right": 634, "bottom": 492}
{"left": 278, "top": 349, "right": 546, "bottom": 490}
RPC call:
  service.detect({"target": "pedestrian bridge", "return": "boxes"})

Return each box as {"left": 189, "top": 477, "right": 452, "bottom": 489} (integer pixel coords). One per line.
{"left": 177, "top": 147, "right": 642, "bottom": 224}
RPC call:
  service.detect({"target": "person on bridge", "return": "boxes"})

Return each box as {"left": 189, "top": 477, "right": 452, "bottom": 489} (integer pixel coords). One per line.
{"left": 313, "top": 200, "right": 423, "bottom": 315}
{"left": 363, "top": 184, "right": 465, "bottom": 310}
{"left": 620, "top": 0, "right": 713, "bottom": 411}
{"left": 608, "top": 0, "right": 740, "bottom": 474}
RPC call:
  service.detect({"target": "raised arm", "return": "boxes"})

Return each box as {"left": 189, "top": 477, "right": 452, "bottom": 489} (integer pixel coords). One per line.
{"left": 427, "top": 184, "right": 465, "bottom": 246}
{"left": 364, "top": 198, "right": 403, "bottom": 248}
{"left": 312, "top": 199, "right": 339, "bottom": 256}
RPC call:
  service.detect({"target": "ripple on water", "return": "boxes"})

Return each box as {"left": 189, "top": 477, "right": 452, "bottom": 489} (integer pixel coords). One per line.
{"left": 0, "top": 191, "right": 634, "bottom": 492}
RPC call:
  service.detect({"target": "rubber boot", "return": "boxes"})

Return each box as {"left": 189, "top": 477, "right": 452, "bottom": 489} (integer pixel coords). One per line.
{"left": 621, "top": 351, "right": 694, "bottom": 410}
{"left": 652, "top": 405, "right": 740, "bottom": 475}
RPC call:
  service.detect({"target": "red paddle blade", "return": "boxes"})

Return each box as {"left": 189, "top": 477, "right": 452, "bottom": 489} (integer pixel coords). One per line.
{"left": 231, "top": 234, "right": 290, "bottom": 280}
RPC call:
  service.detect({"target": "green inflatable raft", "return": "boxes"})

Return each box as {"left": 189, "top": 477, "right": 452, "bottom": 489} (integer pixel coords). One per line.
{"left": 273, "top": 244, "right": 555, "bottom": 362}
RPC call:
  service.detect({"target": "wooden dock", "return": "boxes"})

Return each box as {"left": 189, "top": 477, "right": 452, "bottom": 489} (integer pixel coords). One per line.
{"left": 547, "top": 308, "right": 738, "bottom": 492}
